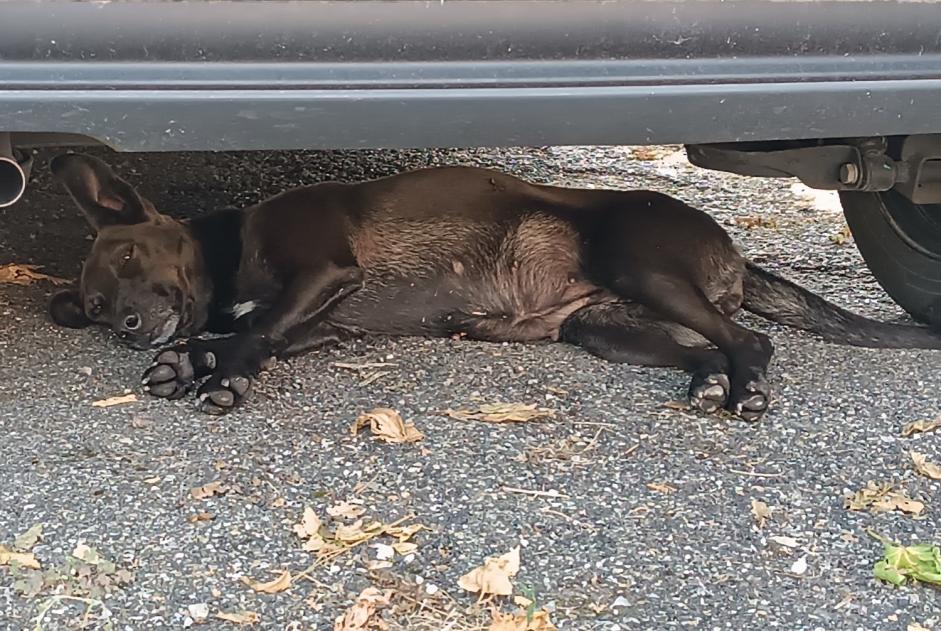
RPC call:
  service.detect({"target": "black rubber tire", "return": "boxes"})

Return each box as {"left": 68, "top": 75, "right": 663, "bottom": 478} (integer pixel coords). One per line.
{"left": 840, "top": 190, "right": 941, "bottom": 328}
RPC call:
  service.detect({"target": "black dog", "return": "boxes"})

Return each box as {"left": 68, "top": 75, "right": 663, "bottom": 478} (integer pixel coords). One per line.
{"left": 48, "top": 154, "right": 941, "bottom": 419}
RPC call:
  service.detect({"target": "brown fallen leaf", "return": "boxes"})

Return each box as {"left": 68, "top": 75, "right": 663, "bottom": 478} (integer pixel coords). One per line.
{"left": 830, "top": 224, "right": 852, "bottom": 245}
{"left": 445, "top": 403, "right": 555, "bottom": 424}
{"left": 0, "top": 545, "right": 40, "bottom": 569}
{"left": 845, "top": 481, "right": 924, "bottom": 515}
{"left": 734, "top": 216, "right": 779, "bottom": 230}
{"left": 242, "top": 569, "right": 292, "bottom": 594}
{"left": 91, "top": 393, "right": 138, "bottom": 408}
{"left": 334, "top": 587, "right": 393, "bottom": 631}
{"left": 188, "top": 512, "right": 215, "bottom": 524}
{"left": 902, "top": 417, "right": 941, "bottom": 437}
{"left": 327, "top": 500, "right": 366, "bottom": 520}
{"left": 350, "top": 408, "right": 423, "bottom": 443}
{"left": 629, "top": 146, "right": 678, "bottom": 161}
{"left": 391, "top": 542, "right": 418, "bottom": 556}
{"left": 0, "top": 263, "right": 70, "bottom": 286}
{"left": 215, "top": 611, "right": 260, "bottom": 625}
{"left": 911, "top": 452, "right": 941, "bottom": 480}
{"left": 489, "top": 608, "right": 557, "bottom": 631}
{"left": 296, "top": 511, "right": 328, "bottom": 553}
{"left": 646, "top": 482, "right": 677, "bottom": 494}
{"left": 458, "top": 546, "right": 521, "bottom": 598}
{"left": 190, "top": 480, "right": 227, "bottom": 500}
{"left": 751, "top": 499, "right": 772, "bottom": 529}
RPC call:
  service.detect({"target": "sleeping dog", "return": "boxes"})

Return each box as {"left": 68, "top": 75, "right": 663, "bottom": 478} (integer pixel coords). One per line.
{"left": 48, "top": 154, "right": 941, "bottom": 419}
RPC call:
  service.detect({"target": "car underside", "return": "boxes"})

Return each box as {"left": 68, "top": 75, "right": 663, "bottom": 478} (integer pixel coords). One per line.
{"left": 1, "top": 0, "right": 940, "bottom": 324}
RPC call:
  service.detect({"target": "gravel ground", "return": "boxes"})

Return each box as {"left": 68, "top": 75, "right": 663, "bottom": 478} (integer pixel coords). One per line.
{"left": 1, "top": 146, "right": 940, "bottom": 631}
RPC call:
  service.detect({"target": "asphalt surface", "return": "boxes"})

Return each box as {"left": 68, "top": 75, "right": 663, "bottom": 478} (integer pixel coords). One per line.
{"left": 1, "top": 146, "right": 940, "bottom": 631}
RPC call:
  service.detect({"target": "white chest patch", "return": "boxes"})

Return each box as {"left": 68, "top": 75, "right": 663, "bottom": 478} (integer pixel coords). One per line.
{"left": 230, "top": 300, "right": 259, "bottom": 319}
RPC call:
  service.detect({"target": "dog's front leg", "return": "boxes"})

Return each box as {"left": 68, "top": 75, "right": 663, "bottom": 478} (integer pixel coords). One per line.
{"left": 144, "top": 263, "right": 364, "bottom": 414}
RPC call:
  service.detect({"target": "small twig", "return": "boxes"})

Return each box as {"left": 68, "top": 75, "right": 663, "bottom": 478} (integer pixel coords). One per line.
{"left": 333, "top": 361, "right": 398, "bottom": 371}
{"left": 572, "top": 421, "right": 618, "bottom": 428}
{"left": 729, "top": 468, "right": 783, "bottom": 478}
{"left": 540, "top": 507, "right": 596, "bottom": 531}
{"left": 623, "top": 443, "right": 641, "bottom": 458}
{"left": 359, "top": 371, "right": 390, "bottom": 386}
{"left": 502, "top": 486, "right": 569, "bottom": 499}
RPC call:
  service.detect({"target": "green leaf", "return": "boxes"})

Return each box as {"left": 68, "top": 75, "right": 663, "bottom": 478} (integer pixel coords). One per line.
{"left": 874, "top": 560, "right": 907, "bottom": 586}
{"left": 870, "top": 531, "right": 941, "bottom": 588}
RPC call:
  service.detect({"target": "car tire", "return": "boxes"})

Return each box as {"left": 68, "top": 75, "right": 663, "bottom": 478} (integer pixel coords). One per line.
{"left": 840, "top": 189, "right": 941, "bottom": 328}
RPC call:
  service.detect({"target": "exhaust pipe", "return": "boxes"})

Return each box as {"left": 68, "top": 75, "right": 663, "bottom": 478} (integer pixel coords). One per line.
{"left": 0, "top": 133, "right": 31, "bottom": 208}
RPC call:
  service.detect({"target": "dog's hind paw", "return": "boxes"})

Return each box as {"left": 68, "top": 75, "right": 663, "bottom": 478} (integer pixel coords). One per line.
{"left": 688, "top": 372, "right": 730, "bottom": 414}
{"left": 729, "top": 378, "right": 771, "bottom": 422}
{"left": 141, "top": 344, "right": 217, "bottom": 399}
{"left": 196, "top": 372, "right": 253, "bottom": 415}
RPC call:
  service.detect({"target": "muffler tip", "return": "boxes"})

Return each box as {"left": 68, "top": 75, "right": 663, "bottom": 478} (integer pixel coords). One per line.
{"left": 0, "top": 156, "right": 27, "bottom": 208}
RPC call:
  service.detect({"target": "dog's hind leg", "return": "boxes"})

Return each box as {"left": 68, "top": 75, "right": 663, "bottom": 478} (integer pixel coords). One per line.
{"left": 609, "top": 273, "right": 773, "bottom": 421}
{"left": 560, "top": 303, "right": 733, "bottom": 414}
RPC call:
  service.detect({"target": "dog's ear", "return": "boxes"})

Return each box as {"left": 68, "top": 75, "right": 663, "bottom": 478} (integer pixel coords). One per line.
{"left": 50, "top": 153, "right": 157, "bottom": 230}
{"left": 49, "top": 289, "right": 92, "bottom": 329}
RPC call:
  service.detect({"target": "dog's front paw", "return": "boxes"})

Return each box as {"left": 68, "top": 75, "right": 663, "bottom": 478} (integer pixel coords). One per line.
{"left": 141, "top": 343, "right": 217, "bottom": 399}
{"left": 728, "top": 378, "right": 771, "bottom": 422}
{"left": 196, "top": 372, "right": 253, "bottom": 415}
{"left": 688, "top": 371, "right": 730, "bottom": 415}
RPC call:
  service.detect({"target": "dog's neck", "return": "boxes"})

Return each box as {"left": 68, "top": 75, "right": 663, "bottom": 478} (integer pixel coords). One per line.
{"left": 185, "top": 207, "right": 244, "bottom": 333}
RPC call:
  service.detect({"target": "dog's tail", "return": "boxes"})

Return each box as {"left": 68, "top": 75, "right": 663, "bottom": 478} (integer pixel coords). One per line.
{"left": 742, "top": 261, "right": 941, "bottom": 349}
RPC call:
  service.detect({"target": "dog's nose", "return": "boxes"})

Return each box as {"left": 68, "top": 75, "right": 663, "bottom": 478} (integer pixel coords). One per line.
{"left": 123, "top": 313, "right": 142, "bottom": 332}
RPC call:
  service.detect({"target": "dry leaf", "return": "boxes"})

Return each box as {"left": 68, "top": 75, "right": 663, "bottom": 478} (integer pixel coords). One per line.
{"left": 328, "top": 501, "right": 366, "bottom": 520}
{"left": 902, "top": 417, "right": 941, "bottom": 437}
{"left": 14, "top": 524, "right": 43, "bottom": 551}
{"left": 242, "top": 570, "right": 292, "bottom": 594}
{"left": 91, "top": 393, "right": 137, "bottom": 408}
{"left": 908, "top": 623, "right": 931, "bottom": 631}
{"left": 751, "top": 499, "right": 772, "bottom": 529}
{"left": 911, "top": 452, "right": 941, "bottom": 480}
{"left": 350, "top": 408, "right": 423, "bottom": 443}
{"left": 0, "top": 263, "right": 69, "bottom": 286}
{"left": 845, "top": 482, "right": 924, "bottom": 515}
{"left": 391, "top": 542, "right": 417, "bottom": 556}
{"left": 829, "top": 224, "right": 852, "bottom": 245}
{"left": 0, "top": 545, "right": 40, "bottom": 569}
{"left": 190, "top": 481, "right": 227, "bottom": 500}
{"left": 188, "top": 512, "right": 215, "bottom": 524}
{"left": 646, "top": 482, "right": 677, "bottom": 494}
{"left": 334, "top": 587, "right": 392, "bottom": 631}
{"left": 293, "top": 507, "right": 323, "bottom": 539}
{"left": 769, "top": 535, "right": 799, "bottom": 548}
{"left": 457, "top": 546, "right": 521, "bottom": 597}
{"left": 293, "top": 506, "right": 332, "bottom": 556}
{"left": 446, "top": 403, "right": 555, "bottom": 424}
{"left": 335, "top": 519, "right": 385, "bottom": 544}
{"left": 734, "top": 216, "right": 779, "bottom": 230}
{"left": 489, "top": 609, "right": 557, "bottom": 631}
{"left": 215, "top": 611, "right": 260, "bottom": 625}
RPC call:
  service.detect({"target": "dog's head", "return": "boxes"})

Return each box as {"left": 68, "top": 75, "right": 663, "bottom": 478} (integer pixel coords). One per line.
{"left": 49, "top": 154, "right": 210, "bottom": 349}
